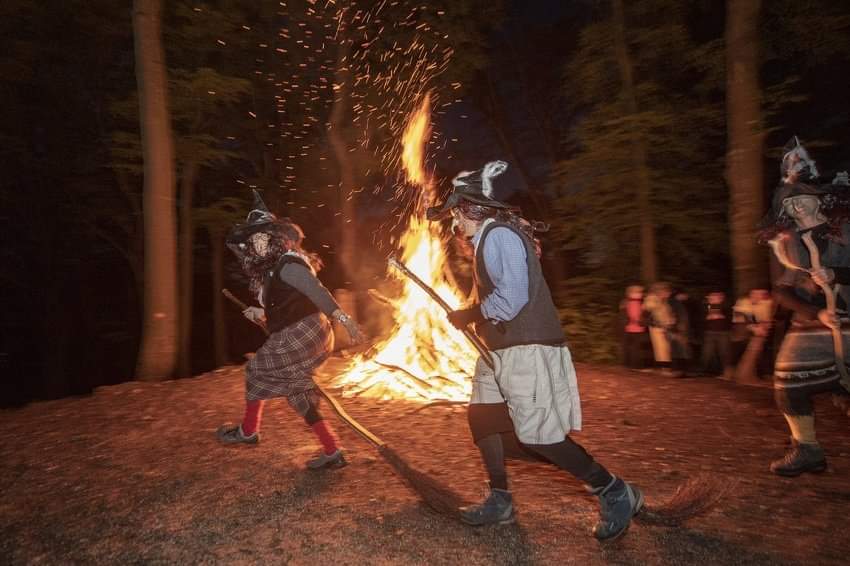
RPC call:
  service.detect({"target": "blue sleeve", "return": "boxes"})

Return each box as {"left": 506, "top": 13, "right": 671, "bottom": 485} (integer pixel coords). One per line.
{"left": 480, "top": 227, "right": 529, "bottom": 321}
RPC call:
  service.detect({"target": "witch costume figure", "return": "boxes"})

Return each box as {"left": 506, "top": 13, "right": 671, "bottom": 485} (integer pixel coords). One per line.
{"left": 760, "top": 137, "right": 850, "bottom": 477}
{"left": 217, "top": 190, "right": 365, "bottom": 470}
{"left": 427, "top": 160, "right": 642, "bottom": 540}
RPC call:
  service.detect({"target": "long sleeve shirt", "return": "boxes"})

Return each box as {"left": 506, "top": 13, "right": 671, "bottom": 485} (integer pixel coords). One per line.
{"left": 472, "top": 221, "right": 529, "bottom": 322}
{"left": 278, "top": 261, "right": 340, "bottom": 316}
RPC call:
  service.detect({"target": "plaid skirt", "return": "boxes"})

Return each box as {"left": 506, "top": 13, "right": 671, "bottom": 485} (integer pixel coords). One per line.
{"left": 773, "top": 323, "right": 850, "bottom": 390}
{"left": 246, "top": 313, "right": 334, "bottom": 402}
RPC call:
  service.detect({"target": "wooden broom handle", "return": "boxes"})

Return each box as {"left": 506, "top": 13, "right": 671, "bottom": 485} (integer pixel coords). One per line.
{"left": 800, "top": 232, "right": 849, "bottom": 384}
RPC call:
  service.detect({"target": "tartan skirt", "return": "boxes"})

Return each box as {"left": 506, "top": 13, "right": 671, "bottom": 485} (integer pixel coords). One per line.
{"left": 773, "top": 323, "right": 850, "bottom": 390}
{"left": 245, "top": 313, "right": 334, "bottom": 402}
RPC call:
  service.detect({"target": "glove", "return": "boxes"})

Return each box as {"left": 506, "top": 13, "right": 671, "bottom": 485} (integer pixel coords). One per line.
{"left": 242, "top": 306, "right": 266, "bottom": 323}
{"left": 447, "top": 305, "right": 485, "bottom": 330}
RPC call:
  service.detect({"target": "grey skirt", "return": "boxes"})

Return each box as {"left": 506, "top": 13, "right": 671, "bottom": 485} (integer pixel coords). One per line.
{"left": 773, "top": 323, "right": 850, "bottom": 390}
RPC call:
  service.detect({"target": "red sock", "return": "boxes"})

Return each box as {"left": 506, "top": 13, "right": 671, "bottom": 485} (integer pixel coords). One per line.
{"left": 241, "top": 400, "right": 265, "bottom": 436}
{"left": 311, "top": 420, "right": 339, "bottom": 455}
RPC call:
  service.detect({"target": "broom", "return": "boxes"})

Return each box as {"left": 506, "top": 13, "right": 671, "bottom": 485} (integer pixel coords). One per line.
{"left": 383, "top": 263, "right": 731, "bottom": 525}
{"left": 221, "top": 288, "right": 469, "bottom": 518}
{"left": 635, "top": 473, "right": 733, "bottom": 525}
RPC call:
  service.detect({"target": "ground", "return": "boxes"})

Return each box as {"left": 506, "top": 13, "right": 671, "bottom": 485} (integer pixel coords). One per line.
{"left": 1, "top": 359, "right": 848, "bottom": 565}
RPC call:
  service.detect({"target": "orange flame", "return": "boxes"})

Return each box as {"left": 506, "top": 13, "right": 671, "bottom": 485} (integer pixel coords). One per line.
{"left": 334, "top": 95, "right": 476, "bottom": 401}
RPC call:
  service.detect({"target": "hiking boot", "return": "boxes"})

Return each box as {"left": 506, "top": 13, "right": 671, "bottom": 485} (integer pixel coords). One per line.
{"left": 770, "top": 440, "right": 827, "bottom": 477}
{"left": 591, "top": 476, "right": 643, "bottom": 541}
{"left": 460, "top": 487, "right": 515, "bottom": 526}
{"left": 306, "top": 449, "right": 347, "bottom": 470}
{"left": 216, "top": 424, "right": 259, "bottom": 445}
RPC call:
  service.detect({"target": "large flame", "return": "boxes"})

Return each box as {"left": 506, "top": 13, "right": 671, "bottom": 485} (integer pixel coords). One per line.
{"left": 334, "top": 95, "right": 477, "bottom": 401}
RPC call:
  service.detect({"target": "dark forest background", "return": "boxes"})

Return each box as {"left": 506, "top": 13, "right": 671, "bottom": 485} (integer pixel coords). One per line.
{"left": 1, "top": 0, "right": 849, "bottom": 406}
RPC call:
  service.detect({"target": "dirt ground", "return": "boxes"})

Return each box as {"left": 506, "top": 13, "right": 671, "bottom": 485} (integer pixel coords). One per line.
{"left": 1, "top": 357, "right": 848, "bottom": 565}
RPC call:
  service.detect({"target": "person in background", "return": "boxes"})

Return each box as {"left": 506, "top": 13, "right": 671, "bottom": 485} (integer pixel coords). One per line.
{"left": 758, "top": 137, "right": 850, "bottom": 476}
{"left": 670, "top": 289, "right": 694, "bottom": 376}
{"left": 699, "top": 291, "right": 733, "bottom": 377}
{"left": 620, "top": 285, "right": 648, "bottom": 369}
{"left": 217, "top": 191, "right": 366, "bottom": 470}
{"left": 733, "top": 288, "right": 776, "bottom": 378}
{"left": 643, "top": 282, "right": 676, "bottom": 375}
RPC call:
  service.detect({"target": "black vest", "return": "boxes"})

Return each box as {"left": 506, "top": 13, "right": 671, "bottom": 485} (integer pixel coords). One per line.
{"left": 473, "top": 222, "right": 565, "bottom": 350}
{"left": 262, "top": 255, "right": 320, "bottom": 333}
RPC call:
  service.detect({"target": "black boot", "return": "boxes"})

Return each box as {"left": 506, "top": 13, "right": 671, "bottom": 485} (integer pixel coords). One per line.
{"left": 770, "top": 439, "right": 827, "bottom": 477}
{"left": 459, "top": 484, "right": 514, "bottom": 526}
{"left": 591, "top": 476, "right": 644, "bottom": 541}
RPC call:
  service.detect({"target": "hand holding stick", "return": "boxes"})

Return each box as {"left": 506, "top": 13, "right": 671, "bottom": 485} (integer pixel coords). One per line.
{"left": 222, "top": 288, "right": 269, "bottom": 336}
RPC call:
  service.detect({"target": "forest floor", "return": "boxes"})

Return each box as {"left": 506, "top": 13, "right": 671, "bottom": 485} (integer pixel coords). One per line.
{"left": 1, "top": 357, "right": 849, "bottom": 565}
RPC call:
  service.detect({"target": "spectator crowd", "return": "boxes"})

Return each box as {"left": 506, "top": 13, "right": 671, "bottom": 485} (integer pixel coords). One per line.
{"left": 619, "top": 283, "right": 777, "bottom": 384}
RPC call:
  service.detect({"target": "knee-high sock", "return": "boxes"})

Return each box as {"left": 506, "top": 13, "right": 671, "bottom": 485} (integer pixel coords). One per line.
{"left": 311, "top": 419, "right": 339, "bottom": 455}
{"left": 526, "top": 437, "right": 613, "bottom": 490}
{"left": 476, "top": 433, "right": 508, "bottom": 490}
{"left": 783, "top": 414, "right": 817, "bottom": 445}
{"left": 241, "top": 400, "right": 265, "bottom": 436}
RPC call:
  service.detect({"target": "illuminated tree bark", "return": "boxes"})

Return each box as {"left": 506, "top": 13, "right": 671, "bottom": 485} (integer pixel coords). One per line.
{"left": 133, "top": 0, "right": 178, "bottom": 380}
{"left": 726, "top": 0, "right": 766, "bottom": 297}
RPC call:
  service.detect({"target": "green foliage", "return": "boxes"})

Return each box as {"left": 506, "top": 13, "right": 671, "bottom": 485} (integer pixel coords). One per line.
{"left": 551, "top": 1, "right": 727, "bottom": 290}
{"left": 555, "top": 276, "right": 621, "bottom": 364}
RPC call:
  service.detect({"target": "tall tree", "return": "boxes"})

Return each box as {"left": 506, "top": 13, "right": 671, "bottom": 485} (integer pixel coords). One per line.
{"left": 612, "top": 0, "right": 657, "bottom": 284}
{"left": 726, "top": 0, "right": 765, "bottom": 297}
{"left": 195, "top": 197, "right": 246, "bottom": 367}
{"left": 133, "top": 0, "right": 178, "bottom": 380}
{"left": 551, "top": 1, "right": 726, "bottom": 361}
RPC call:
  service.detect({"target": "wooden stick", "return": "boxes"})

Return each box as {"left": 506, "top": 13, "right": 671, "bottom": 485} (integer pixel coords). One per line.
{"left": 388, "top": 257, "right": 495, "bottom": 369}
{"left": 221, "top": 288, "right": 269, "bottom": 335}
{"left": 800, "top": 232, "right": 849, "bottom": 386}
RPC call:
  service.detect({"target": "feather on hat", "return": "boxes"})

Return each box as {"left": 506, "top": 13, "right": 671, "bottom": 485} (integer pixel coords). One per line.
{"left": 426, "top": 160, "right": 516, "bottom": 220}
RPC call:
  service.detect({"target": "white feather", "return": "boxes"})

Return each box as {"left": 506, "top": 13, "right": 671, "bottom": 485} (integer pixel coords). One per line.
{"left": 481, "top": 160, "right": 508, "bottom": 198}
{"left": 452, "top": 170, "right": 474, "bottom": 188}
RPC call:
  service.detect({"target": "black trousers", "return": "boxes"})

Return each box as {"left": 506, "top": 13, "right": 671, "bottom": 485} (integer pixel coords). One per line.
{"left": 622, "top": 332, "right": 648, "bottom": 369}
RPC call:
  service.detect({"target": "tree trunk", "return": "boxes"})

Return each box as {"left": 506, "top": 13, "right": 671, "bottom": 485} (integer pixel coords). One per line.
{"left": 612, "top": 0, "right": 658, "bottom": 284}
{"left": 133, "top": 0, "right": 178, "bottom": 381}
{"left": 328, "top": 13, "right": 358, "bottom": 298}
{"left": 726, "top": 0, "right": 766, "bottom": 297}
{"left": 177, "top": 161, "right": 199, "bottom": 377}
{"left": 210, "top": 227, "right": 229, "bottom": 367}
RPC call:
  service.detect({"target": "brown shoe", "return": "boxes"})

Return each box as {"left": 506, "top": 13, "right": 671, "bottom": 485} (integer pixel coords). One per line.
{"left": 770, "top": 440, "right": 826, "bottom": 476}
